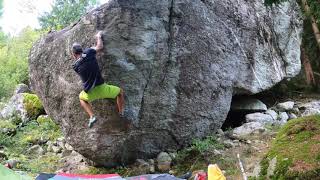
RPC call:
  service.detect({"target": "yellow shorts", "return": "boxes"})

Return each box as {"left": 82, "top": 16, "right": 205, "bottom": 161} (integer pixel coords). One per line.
{"left": 79, "top": 83, "right": 121, "bottom": 102}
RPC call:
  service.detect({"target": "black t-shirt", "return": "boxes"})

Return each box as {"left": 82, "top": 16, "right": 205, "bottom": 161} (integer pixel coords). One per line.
{"left": 72, "top": 48, "right": 104, "bottom": 92}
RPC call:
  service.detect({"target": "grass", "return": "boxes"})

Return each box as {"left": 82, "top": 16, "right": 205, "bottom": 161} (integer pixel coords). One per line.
{"left": 259, "top": 115, "right": 320, "bottom": 179}
{"left": 172, "top": 136, "right": 239, "bottom": 177}
{"left": 0, "top": 115, "right": 63, "bottom": 176}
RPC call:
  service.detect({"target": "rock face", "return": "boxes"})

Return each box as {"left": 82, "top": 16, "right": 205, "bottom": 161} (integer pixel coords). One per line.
{"left": 231, "top": 98, "right": 267, "bottom": 112}
{"left": 29, "top": 0, "right": 302, "bottom": 165}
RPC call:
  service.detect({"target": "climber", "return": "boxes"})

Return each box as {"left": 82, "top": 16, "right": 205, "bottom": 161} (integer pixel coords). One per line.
{"left": 72, "top": 31, "right": 125, "bottom": 128}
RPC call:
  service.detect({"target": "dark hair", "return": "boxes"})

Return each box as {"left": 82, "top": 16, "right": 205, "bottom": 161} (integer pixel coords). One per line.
{"left": 72, "top": 43, "right": 83, "bottom": 54}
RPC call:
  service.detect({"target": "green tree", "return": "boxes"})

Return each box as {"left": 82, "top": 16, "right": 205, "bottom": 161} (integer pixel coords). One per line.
{"left": 0, "top": 27, "right": 41, "bottom": 99}
{"left": 38, "top": 0, "right": 98, "bottom": 30}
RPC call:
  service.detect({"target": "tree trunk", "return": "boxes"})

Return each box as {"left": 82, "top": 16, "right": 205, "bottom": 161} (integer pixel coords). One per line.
{"left": 302, "top": 0, "right": 320, "bottom": 49}
{"left": 301, "top": 47, "right": 315, "bottom": 85}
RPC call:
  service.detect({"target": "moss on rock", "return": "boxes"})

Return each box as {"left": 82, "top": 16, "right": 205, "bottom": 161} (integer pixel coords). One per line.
{"left": 22, "top": 93, "right": 44, "bottom": 119}
{"left": 260, "top": 115, "right": 320, "bottom": 179}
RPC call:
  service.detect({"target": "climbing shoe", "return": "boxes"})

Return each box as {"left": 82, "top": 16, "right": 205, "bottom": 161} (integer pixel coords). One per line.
{"left": 88, "top": 116, "right": 97, "bottom": 128}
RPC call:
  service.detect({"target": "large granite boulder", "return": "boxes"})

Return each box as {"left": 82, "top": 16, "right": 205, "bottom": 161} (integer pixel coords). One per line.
{"left": 29, "top": 0, "right": 302, "bottom": 165}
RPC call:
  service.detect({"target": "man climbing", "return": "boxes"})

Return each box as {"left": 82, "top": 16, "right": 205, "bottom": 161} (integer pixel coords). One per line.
{"left": 72, "top": 31, "right": 125, "bottom": 128}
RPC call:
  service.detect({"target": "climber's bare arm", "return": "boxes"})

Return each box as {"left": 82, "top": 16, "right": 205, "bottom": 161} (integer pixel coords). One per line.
{"left": 93, "top": 31, "right": 104, "bottom": 53}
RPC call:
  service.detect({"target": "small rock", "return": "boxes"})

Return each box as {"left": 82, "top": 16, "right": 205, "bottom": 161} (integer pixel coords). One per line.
{"left": 52, "top": 145, "right": 62, "bottom": 153}
{"left": 64, "top": 143, "right": 74, "bottom": 151}
{"left": 223, "top": 139, "right": 235, "bottom": 148}
{"left": 213, "top": 149, "right": 222, "bottom": 156}
{"left": 233, "top": 122, "right": 265, "bottom": 139}
{"left": 288, "top": 113, "right": 297, "bottom": 120}
{"left": 301, "top": 106, "right": 320, "bottom": 117}
{"left": 57, "top": 141, "right": 65, "bottom": 150}
{"left": 27, "top": 145, "right": 44, "bottom": 155}
{"left": 217, "top": 129, "right": 224, "bottom": 136}
{"left": 277, "top": 101, "right": 294, "bottom": 111}
{"left": 245, "top": 113, "right": 273, "bottom": 124}
{"left": 265, "top": 109, "right": 278, "bottom": 120}
{"left": 292, "top": 108, "right": 300, "bottom": 115}
{"left": 61, "top": 150, "right": 72, "bottom": 157}
{"left": 136, "top": 159, "right": 149, "bottom": 167}
{"left": 246, "top": 140, "right": 252, "bottom": 144}
{"left": 149, "top": 165, "right": 155, "bottom": 173}
{"left": 279, "top": 112, "right": 289, "bottom": 125}
{"left": 135, "top": 159, "right": 150, "bottom": 174}
{"left": 267, "top": 157, "right": 277, "bottom": 177}
{"left": 169, "top": 170, "right": 175, "bottom": 174}
{"left": 57, "top": 137, "right": 65, "bottom": 143}
{"left": 157, "top": 152, "right": 172, "bottom": 172}
{"left": 47, "top": 143, "right": 53, "bottom": 152}
{"left": 147, "top": 160, "right": 155, "bottom": 173}
{"left": 14, "top": 84, "right": 30, "bottom": 94}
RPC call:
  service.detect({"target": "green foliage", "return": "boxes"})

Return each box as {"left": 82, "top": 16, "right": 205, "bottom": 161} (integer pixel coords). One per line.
{"left": 0, "top": 27, "right": 41, "bottom": 99}
{"left": 259, "top": 115, "right": 320, "bottom": 179}
{"left": 190, "top": 136, "right": 224, "bottom": 154}
{"left": 20, "top": 154, "right": 62, "bottom": 174}
{"left": 0, "top": 117, "right": 62, "bottom": 175}
{"left": 39, "top": 0, "right": 98, "bottom": 30}
{"left": 22, "top": 93, "right": 44, "bottom": 119}
{"left": 0, "top": 120, "right": 17, "bottom": 129}
{"left": 306, "top": 0, "right": 320, "bottom": 22}
{"left": 3, "top": 119, "right": 62, "bottom": 156}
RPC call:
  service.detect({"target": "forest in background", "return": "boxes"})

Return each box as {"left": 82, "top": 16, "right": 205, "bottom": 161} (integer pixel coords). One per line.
{"left": 0, "top": 0, "right": 100, "bottom": 100}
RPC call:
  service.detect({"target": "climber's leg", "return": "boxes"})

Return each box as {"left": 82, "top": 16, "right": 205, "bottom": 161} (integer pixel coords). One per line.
{"left": 116, "top": 89, "right": 125, "bottom": 115}
{"left": 79, "top": 90, "right": 97, "bottom": 128}
{"left": 80, "top": 99, "right": 94, "bottom": 118}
